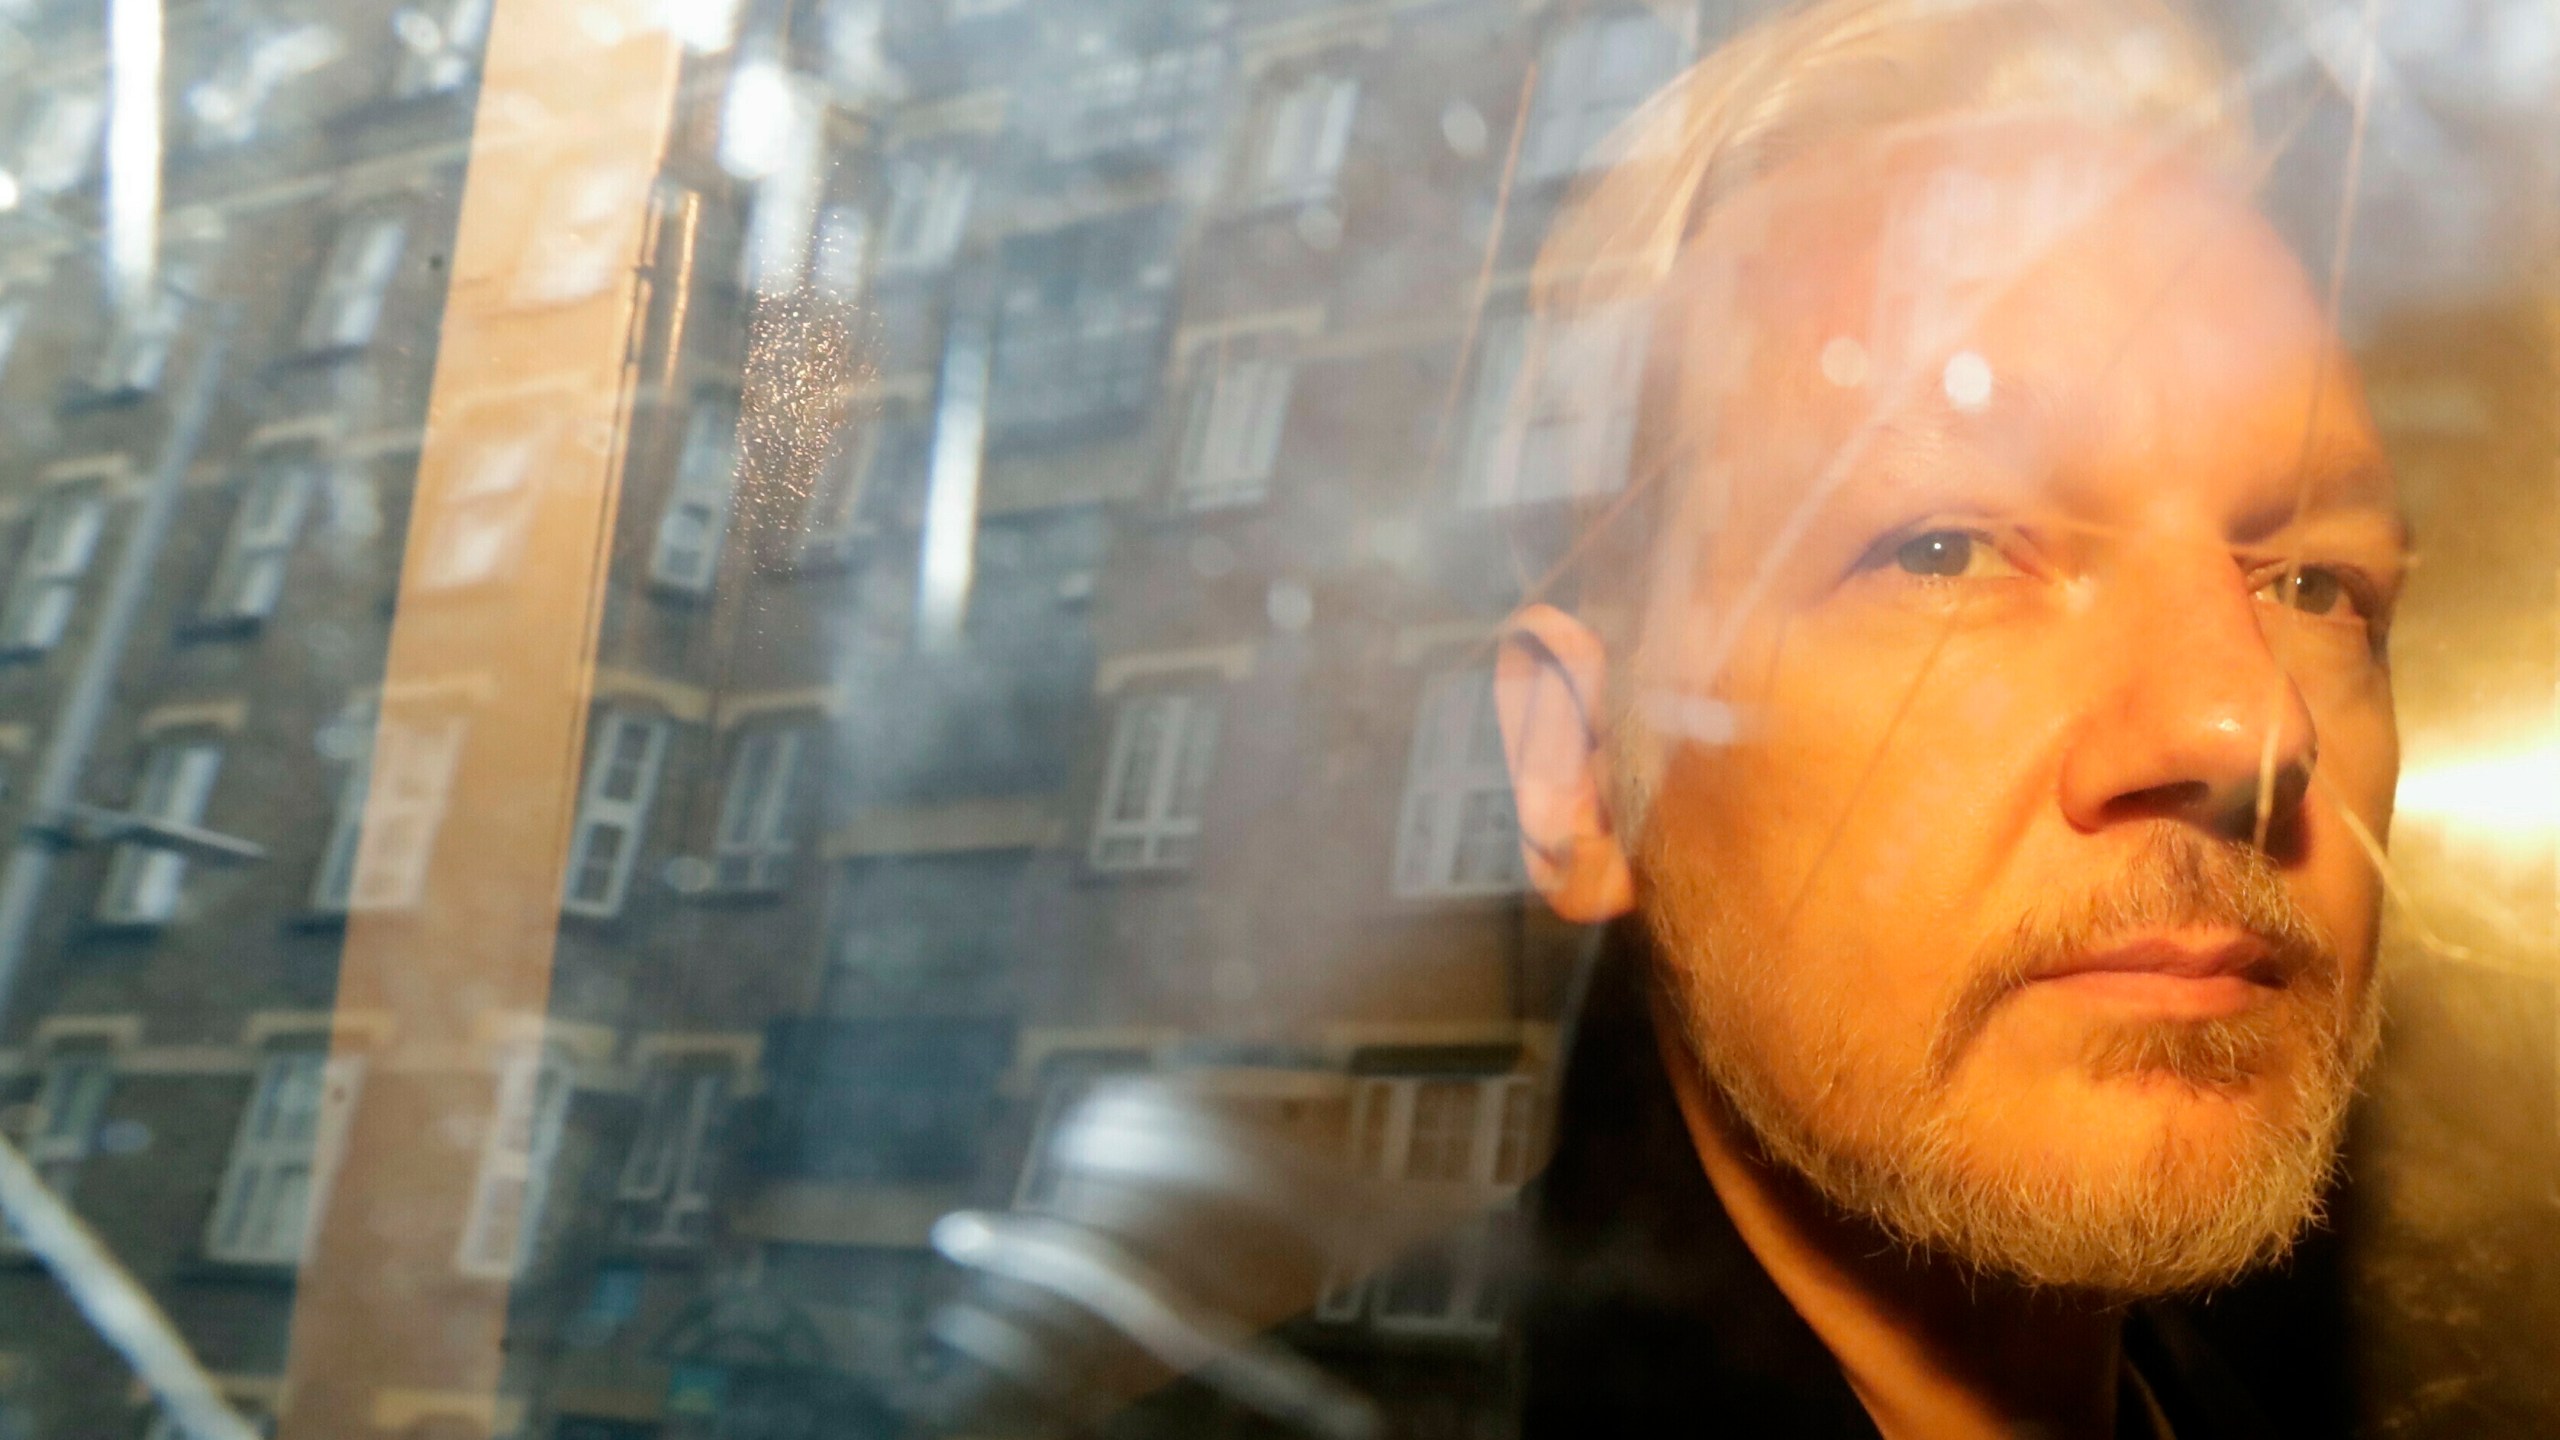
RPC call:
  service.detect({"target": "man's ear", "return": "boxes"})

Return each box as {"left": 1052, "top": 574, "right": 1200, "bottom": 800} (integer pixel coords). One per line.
{"left": 1496, "top": 604, "right": 1635, "bottom": 923}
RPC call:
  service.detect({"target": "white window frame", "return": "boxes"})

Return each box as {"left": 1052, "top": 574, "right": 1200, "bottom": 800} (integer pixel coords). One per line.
{"left": 874, "top": 155, "right": 973, "bottom": 274}
{"left": 562, "top": 710, "right": 671, "bottom": 917}
{"left": 0, "top": 1051, "right": 114, "bottom": 1250}
{"left": 299, "top": 215, "right": 406, "bottom": 355}
{"left": 0, "top": 298, "right": 29, "bottom": 391}
{"left": 1052, "top": 42, "right": 1223, "bottom": 163}
{"left": 202, "top": 454, "right": 320, "bottom": 622}
{"left": 805, "top": 403, "right": 928, "bottom": 548}
{"left": 811, "top": 202, "right": 870, "bottom": 300}
{"left": 184, "top": 22, "right": 341, "bottom": 149}
{"left": 1520, "top": 9, "right": 1692, "bottom": 181}
{"left": 711, "top": 727, "right": 804, "bottom": 894}
{"left": 615, "top": 1059, "right": 731, "bottom": 1248}
{"left": 392, "top": 0, "right": 495, "bottom": 99}
{"left": 1392, "top": 669, "right": 1525, "bottom": 898}
{"left": 1175, "top": 346, "right": 1292, "bottom": 510}
{"left": 311, "top": 712, "right": 467, "bottom": 914}
{"left": 0, "top": 486, "right": 110, "bottom": 653}
{"left": 456, "top": 1044, "right": 573, "bottom": 1279}
{"left": 96, "top": 738, "right": 225, "bottom": 926}
{"left": 1320, "top": 1074, "right": 1536, "bottom": 1334}
{"left": 1250, "top": 73, "right": 1357, "bottom": 206}
{"left": 1089, "top": 690, "right": 1220, "bottom": 873}
{"left": 204, "top": 1051, "right": 364, "bottom": 1267}
{"left": 91, "top": 280, "right": 190, "bottom": 397}
{"left": 417, "top": 427, "right": 545, "bottom": 590}
{"left": 1458, "top": 303, "right": 1651, "bottom": 508}
{"left": 16, "top": 85, "right": 105, "bottom": 197}
{"left": 649, "top": 400, "right": 739, "bottom": 594}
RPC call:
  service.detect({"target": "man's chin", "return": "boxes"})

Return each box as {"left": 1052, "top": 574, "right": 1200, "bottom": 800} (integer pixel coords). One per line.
{"left": 1896, "top": 1046, "right": 2357, "bottom": 1294}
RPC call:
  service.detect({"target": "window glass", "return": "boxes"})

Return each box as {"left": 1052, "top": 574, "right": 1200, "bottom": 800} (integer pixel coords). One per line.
{"left": 0, "top": 1, "right": 2546, "bottom": 1438}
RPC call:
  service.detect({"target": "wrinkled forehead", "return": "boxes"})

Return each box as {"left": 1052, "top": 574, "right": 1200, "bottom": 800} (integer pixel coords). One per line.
{"left": 1642, "top": 119, "right": 2384, "bottom": 565}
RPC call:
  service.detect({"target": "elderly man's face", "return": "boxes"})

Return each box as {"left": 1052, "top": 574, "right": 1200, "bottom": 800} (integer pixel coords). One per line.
{"left": 1531, "top": 127, "right": 2403, "bottom": 1293}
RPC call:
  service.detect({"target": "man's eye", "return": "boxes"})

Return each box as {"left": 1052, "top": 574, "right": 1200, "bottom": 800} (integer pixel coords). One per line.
{"left": 2256, "top": 565, "right": 2355, "bottom": 618}
{"left": 1887, "top": 529, "right": 2012, "bottom": 579}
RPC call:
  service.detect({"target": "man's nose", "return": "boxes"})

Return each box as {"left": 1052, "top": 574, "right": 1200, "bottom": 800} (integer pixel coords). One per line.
{"left": 2056, "top": 557, "right": 2318, "bottom": 851}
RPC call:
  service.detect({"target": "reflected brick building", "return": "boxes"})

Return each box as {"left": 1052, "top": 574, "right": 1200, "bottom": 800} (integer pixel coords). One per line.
{"left": 0, "top": 0, "right": 1719, "bottom": 1436}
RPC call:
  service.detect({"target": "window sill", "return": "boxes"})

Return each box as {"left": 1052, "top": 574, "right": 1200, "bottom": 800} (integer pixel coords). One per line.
{"left": 82, "top": 916, "right": 174, "bottom": 941}
{"left": 1166, "top": 488, "right": 1269, "bottom": 517}
{"left": 645, "top": 576, "right": 717, "bottom": 604}
{"left": 681, "top": 883, "right": 791, "bottom": 907}
{"left": 57, "top": 383, "right": 152, "bottom": 416}
{"left": 266, "top": 343, "right": 364, "bottom": 372}
{"left": 173, "top": 1256, "right": 300, "bottom": 1288}
{"left": 174, "top": 613, "right": 268, "bottom": 644}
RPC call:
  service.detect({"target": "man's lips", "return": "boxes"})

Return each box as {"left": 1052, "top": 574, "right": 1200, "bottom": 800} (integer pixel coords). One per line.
{"left": 2024, "top": 931, "right": 2288, "bottom": 1018}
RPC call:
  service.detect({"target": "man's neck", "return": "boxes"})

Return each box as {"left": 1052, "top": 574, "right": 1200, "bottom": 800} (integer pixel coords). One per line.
{"left": 1655, "top": 1025, "right": 2130, "bottom": 1440}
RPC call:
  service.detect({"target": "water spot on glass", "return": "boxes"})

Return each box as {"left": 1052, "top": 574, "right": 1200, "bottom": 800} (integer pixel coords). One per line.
{"left": 1440, "top": 100, "right": 1488, "bottom": 157}
{"left": 1943, "top": 350, "right": 1993, "bottom": 412}
{"left": 1267, "top": 579, "right": 1313, "bottom": 632}
{"left": 1819, "top": 336, "right": 1868, "bottom": 388}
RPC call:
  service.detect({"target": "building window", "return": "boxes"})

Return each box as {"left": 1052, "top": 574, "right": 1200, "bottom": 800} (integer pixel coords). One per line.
{"left": 874, "top": 156, "right": 972, "bottom": 274}
{"left": 563, "top": 710, "right": 671, "bottom": 917}
{"left": 90, "top": 278, "right": 190, "bottom": 398}
{"left": 1249, "top": 73, "right": 1356, "bottom": 205}
{"left": 713, "top": 727, "right": 804, "bottom": 894}
{"left": 806, "top": 403, "right": 930, "bottom": 548}
{"left": 1089, "top": 689, "right": 1220, "bottom": 873}
{"left": 989, "top": 211, "right": 1175, "bottom": 441}
{"left": 1520, "top": 10, "right": 1690, "bottom": 180}
{"left": 1350, "top": 1075, "right": 1537, "bottom": 1186}
{"left": 1, "top": 1051, "right": 113, "bottom": 1248}
{"left": 1009, "top": 1056, "right": 1148, "bottom": 1212}
{"left": 298, "top": 216, "right": 406, "bottom": 355}
{"left": 96, "top": 737, "right": 225, "bottom": 926}
{"left": 1320, "top": 1074, "right": 1536, "bottom": 1333}
{"left": 616, "top": 1059, "right": 731, "bottom": 1247}
{"left": 418, "top": 428, "right": 544, "bottom": 589}
{"left": 811, "top": 202, "right": 870, "bottom": 300}
{"left": 184, "top": 23, "right": 340, "bottom": 148}
{"left": 1175, "top": 345, "right": 1292, "bottom": 509}
{"left": 456, "top": 1044, "right": 572, "bottom": 1279}
{"left": 1369, "top": 1212, "right": 1517, "bottom": 1337}
{"left": 1458, "top": 303, "right": 1651, "bottom": 507}
{"left": 311, "top": 711, "right": 466, "bottom": 913}
{"left": 13, "top": 85, "right": 104, "bottom": 198}
{"left": 1393, "top": 669, "right": 1525, "bottom": 898}
{"left": 650, "top": 399, "right": 740, "bottom": 594}
{"left": 0, "top": 297, "right": 30, "bottom": 391}
{"left": 392, "top": 0, "right": 495, "bottom": 99}
{"left": 1051, "top": 42, "right": 1223, "bottom": 163}
{"left": 205, "top": 1050, "right": 364, "bottom": 1267}
{"left": 201, "top": 454, "right": 320, "bottom": 623}
{"left": 0, "top": 486, "right": 109, "bottom": 654}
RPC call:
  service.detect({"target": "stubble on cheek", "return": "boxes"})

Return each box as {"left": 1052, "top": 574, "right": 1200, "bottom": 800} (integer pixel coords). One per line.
{"left": 1636, "top": 818, "right": 2384, "bottom": 1295}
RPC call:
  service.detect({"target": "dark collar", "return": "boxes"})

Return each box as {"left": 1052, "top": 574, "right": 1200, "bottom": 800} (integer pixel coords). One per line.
{"left": 1516, "top": 921, "right": 2330, "bottom": 1440}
